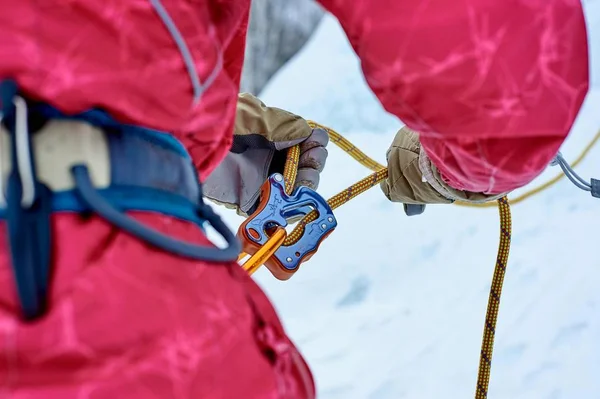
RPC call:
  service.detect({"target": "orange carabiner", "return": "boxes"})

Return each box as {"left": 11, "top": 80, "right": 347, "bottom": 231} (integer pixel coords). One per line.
{"left": 239, "top": 227, "right": 287, "bottom": 275}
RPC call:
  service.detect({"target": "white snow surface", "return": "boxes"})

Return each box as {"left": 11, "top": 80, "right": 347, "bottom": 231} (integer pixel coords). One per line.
{"left": 213, "top": 4, "right": 600, "bottom": 398}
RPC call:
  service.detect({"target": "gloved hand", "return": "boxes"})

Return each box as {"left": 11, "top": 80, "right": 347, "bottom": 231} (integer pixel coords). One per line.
{"left": 380, "top": 126, "right": 506, "bottom": 205}
{"left": 204, "top": 93, "right": 328, "bottom": 216}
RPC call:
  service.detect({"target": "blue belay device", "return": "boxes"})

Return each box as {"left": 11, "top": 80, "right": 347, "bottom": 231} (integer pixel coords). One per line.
{"left": 238, "top": 173, "right": 337, "bottom": 280}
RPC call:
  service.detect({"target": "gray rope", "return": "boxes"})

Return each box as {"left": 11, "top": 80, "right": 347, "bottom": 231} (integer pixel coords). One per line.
{"left": 148, "top": 0, "right": 223, "bottom": 105}
{"left": 551, "top": 151, "right": 592, "bottom": 192}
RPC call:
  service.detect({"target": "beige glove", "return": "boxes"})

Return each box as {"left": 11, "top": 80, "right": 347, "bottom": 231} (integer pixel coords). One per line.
{"left": 380, "top": 126, "right": 505, "bottom": 205}
{"left": 204, "top": 93, "right": 329, "bottom": 216}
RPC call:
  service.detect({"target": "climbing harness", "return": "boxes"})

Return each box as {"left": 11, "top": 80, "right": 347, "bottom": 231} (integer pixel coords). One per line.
{"left": 0, "top": 80, "right": 241, "bottom": 321}
{"left": 238, "top": 121, "right": 598, "bottom": 398}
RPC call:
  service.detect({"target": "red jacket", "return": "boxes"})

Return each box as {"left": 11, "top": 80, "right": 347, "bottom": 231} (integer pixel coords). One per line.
{"left": 0, "top": 1, "right": 590, "bottom": 398}
{"left": 1, "top": 0, "right": 589, "bottom": 194}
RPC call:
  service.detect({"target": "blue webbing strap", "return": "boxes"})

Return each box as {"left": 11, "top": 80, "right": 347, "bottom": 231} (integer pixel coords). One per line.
{"left": 1, "top": 80, "right": 53, "bottom": 320}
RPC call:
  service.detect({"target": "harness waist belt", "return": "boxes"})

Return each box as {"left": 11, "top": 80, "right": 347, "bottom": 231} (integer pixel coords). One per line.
{"left": 0, "top": 119, "right": 200, "bottom": 207}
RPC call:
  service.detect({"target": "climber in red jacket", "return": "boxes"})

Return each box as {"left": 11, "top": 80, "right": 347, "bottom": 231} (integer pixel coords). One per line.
{"left": 0, "top": 0, "right": 589, "bottom": 398}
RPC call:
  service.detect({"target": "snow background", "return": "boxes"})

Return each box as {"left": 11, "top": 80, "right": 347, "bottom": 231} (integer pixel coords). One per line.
{"left": 215, "top": 3, "right": 600, "bottom": 398}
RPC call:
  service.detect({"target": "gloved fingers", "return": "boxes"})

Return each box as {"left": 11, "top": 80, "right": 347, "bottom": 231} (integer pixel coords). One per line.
{"left": 294, "top": 167, "right": 320, "bottom": 190}
{"left": 381, "top": 126, "right": 453, "bottom": 204}
{"left": 296, "top": 126, "right": 328, "bottom": 173}
{"left": 380, "top": 126, "right": 504, "bottom": 205}
{"left": 298, "top": 145, "right": 328, "bottom": 173}
{"left": 208, "top": 95, "right": 331, "bottom": 217}
{"left": 299, "top": 128, "right": 329, "bottom": 152}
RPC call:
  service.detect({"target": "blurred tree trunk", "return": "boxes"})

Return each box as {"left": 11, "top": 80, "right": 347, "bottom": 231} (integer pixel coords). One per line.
{"left": 240, "top": 0, "right": 324, "bottom": 95}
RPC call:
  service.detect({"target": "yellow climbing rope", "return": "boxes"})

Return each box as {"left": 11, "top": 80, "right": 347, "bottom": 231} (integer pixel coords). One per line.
{"left": 476, "top": 196, "right": 511, "bottom": 399}
{"left": 239, "top": 121, "right": 517, "bottom": 399}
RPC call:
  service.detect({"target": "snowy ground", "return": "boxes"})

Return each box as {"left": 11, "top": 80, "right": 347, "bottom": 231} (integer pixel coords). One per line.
{"left": 216, "top": 5, "right": 600, "bottom": 398}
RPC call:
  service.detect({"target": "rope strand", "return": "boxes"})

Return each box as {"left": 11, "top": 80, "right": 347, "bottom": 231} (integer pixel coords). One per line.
{"left": 476, "top": 196, "right": 512, "bottom": 398}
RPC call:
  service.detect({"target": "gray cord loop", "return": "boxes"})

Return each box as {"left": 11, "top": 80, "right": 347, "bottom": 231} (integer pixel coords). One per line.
{"left": 551, "top": 151, "right": 597, "bottom": 197}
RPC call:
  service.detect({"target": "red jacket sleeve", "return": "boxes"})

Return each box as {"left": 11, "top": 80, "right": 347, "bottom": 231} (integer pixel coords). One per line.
{"left": 316, "top": 0, "right": 589, "bottom": 194}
